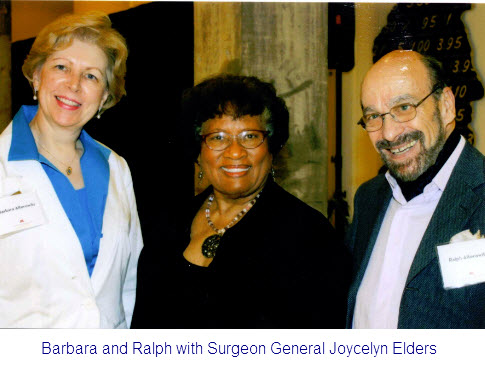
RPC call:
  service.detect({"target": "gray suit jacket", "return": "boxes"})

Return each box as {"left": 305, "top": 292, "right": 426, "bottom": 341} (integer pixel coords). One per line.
{"left": 346, "top": 142, "right": 485, "bottom": 328}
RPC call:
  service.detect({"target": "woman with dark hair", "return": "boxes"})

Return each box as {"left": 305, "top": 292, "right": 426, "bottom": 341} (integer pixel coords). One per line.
{"left": 131, "top": 75, "right": 350, "bottom": 328}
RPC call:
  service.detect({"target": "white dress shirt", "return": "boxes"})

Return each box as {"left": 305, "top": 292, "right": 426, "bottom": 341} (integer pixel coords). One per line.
{"left": 353, "top": 136, "right": 466, "bottom": 328}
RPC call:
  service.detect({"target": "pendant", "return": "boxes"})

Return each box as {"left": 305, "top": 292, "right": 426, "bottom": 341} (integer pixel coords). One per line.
{"left": 66, "top": 166, "right": 72, "bottom": 176}
{"left": 201, "top": 234, "right": 222, "bottom": 258}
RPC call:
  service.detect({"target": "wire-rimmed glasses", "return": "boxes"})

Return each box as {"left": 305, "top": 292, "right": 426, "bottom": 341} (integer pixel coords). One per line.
{"left": 201, "top": 130, "right": 269, "bottom": 150}
{"left": 358, "top": 85, "right": 442, "bottom": 132}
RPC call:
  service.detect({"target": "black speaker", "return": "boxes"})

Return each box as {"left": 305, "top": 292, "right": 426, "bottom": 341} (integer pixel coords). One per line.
{"left": 328, "top": 3, "right": 355, "bottom": 72}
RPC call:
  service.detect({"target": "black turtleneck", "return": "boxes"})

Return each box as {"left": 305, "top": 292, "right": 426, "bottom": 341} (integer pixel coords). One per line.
{"left": 394, "top": 129, "right": 461, "bottom": 201}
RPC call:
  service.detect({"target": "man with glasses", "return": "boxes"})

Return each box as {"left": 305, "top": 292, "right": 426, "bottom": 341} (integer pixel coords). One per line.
{"left": 346, "top": 50, "right": 485, "bottom": 328}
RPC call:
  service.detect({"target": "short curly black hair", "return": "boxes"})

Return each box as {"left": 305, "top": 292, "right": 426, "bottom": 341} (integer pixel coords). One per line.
{"left": 181, "top": 74, "right": 289, "bottom": 161}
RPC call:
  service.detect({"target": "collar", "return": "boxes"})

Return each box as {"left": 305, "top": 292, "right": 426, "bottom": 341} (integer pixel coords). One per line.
{"left": 385, "top": 135, "right": 466, "bottom": 204}
{"left": 8, "top": 105, "right": 111, "bottom": 163}
{"left": 8, "top": 105, "right": 39, "bottom": 161}
{"left": 432, "top": 135, "right": 466, "bottom": 191}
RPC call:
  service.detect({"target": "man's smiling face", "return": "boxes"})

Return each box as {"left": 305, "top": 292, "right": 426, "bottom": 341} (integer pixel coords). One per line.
{"left": 361, "top": 51, "right": 454, "bottom": 181}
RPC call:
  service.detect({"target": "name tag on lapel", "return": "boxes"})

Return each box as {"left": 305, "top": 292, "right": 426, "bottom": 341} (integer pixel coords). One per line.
{"left": 0, "top": 192, "right": 47, "bottom": 237}
{"left": 437, "top": 239, "right": 485, "bottom": 289}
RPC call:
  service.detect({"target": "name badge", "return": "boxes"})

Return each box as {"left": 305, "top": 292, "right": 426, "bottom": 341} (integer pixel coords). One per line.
{"left": 437, "top": 239, "right": 485, "bottom": 289}
{"left": 0, "top": 192, "right": 47, "bottom": 237}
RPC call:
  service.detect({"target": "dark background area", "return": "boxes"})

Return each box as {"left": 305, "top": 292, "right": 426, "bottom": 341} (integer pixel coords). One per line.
{"left": 11, "top": 2, "right": 195, "bottom": 247}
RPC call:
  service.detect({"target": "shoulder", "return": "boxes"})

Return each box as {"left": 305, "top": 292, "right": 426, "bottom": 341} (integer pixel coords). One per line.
{"left": 354, "top": 173, "right": 388, "bottom": 202}
{"left": 262, "top": 181, "right": 335, "bottom": 236}
{"left": 92, "top": 138, "right": 131, "bottom": 177}
{"left": 0, "top": 122, "right": 13, "bottom": 140}
{"left": 0, "top": 123, "right": 16, "bottom": 175}
{"left": 356, "top": 173, "right": 387, "bottom": 193}
{"left": 86, "top": 137, "right": 136, "bottom": 195}
{"left": 457, "top": 141, "right": 485, "bottom": 173}
{"left": 266, "top": 181, "right": 325, "bottom": 218}
{"left": 260, "top": 182, "right": 350, "bottom": 272}
{"left": 450, "top": 142, "right": 485, "bottom": 193}
{"left": 107, "top": 149, "right": 129, "bottom": 172}
{"left": 0, "top": 122, "right": 14, "bottom": 157}
{"left": 80, "top": 129, "right": 128, "bottom": 170}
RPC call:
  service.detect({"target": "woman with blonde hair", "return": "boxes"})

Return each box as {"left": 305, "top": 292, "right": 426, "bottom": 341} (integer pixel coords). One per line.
{"left": 0, "top": 12, "right": 143, "bottom": 328}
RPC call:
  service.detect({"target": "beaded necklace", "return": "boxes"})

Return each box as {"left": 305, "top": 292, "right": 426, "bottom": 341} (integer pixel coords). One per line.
{"left": 201, "top": 191, "right": 261, "bottom": 258}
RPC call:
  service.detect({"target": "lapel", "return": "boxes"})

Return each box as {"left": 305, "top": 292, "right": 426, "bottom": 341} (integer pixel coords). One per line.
{"left": 406, "top": 143, "right": 485, "bottom": 284}
{"left": 89, "top": 157, "right": 121, "bottom": 288}
{"left": 76, "top": 133, "right": 112, "bottom": 285}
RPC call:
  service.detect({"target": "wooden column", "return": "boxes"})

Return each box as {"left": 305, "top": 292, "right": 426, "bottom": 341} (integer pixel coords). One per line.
{"left": 194, "top": 2, "right": 241, "bottom": 84}
{"left": 194, "top": 2, "right": 242, "bottom": 192}
{"left": 0, "top": 0, "right": 11, "bottom": 133}
{"left": 194, "top": 2, "right": 328, "bottom": 214}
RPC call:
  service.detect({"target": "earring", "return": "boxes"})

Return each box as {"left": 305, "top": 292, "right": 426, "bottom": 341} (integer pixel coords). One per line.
{"left": 271, "top": 167, "right": 276, "bottom": 179}
{"left": 97, "top": 107, "right": 102, "bottom": 119}
{"left": 33, "top": 89, "right": 37, "bottom": 101}
{"left": 198, "top": 170, "right": 203, "bottom": 180}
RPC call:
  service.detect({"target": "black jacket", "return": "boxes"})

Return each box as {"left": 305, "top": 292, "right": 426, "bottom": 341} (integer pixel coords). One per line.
{"left": 346, "top": 142, "right": 485, "bottom": 328}
{"left": 132, "top": 179, "right": 351, "bottom": 328}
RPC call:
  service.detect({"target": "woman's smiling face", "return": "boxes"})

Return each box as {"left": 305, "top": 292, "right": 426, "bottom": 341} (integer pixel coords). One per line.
{"left": 33, "top": 39, "right": 108, "bottom": 130}
{"left": 199, "top": 114, "right": 273, "bottom": 200}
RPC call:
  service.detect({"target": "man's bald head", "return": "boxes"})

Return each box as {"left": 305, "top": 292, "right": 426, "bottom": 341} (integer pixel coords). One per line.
{"left": 360, "top": 50, "right": 456, "bottom": 181}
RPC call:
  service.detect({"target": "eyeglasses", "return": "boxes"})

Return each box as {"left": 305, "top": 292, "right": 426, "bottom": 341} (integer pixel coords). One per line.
{"left": 358, "top": 85, "right": 442, "bottom": 132}
{"left": 201, "top": 130, "right": 269, "bottom": 151}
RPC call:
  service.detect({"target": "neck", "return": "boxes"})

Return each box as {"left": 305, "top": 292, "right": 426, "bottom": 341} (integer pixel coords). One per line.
{"left": 210, "top": 175, "right": 269, "bottom": 214}
{"left": 211, "top": 188, "right": 263, "bottom": 215}
{"left": 30, "top": 115, "right": 81, "bottom": 154}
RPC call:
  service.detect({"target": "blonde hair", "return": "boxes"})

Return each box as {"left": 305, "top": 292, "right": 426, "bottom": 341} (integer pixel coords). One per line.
{"left": 22, "top": 11, "right": 128, "bottom": 112}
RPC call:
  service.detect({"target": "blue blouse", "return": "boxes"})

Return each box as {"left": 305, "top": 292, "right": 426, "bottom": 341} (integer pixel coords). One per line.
{"left": 8, "top": 105, "right": 111, "bottom": 276}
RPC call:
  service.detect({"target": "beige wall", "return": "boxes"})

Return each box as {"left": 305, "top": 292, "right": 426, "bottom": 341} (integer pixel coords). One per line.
{"left": 11, "top": 1, "right": 149, "bottom": 42}
{"left": 342, "top": 3, "right": 394, "bottom": 217}
{"left": 73, "top": 1, "right": 149, "bottom": 15}
{"left": 11, "top": 1, "right": 72, "bottom": 42}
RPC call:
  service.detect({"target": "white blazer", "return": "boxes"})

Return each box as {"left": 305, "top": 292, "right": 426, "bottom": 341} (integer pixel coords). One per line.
{"left": 0, "top": 122, "right": 143, "bottom": 328}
